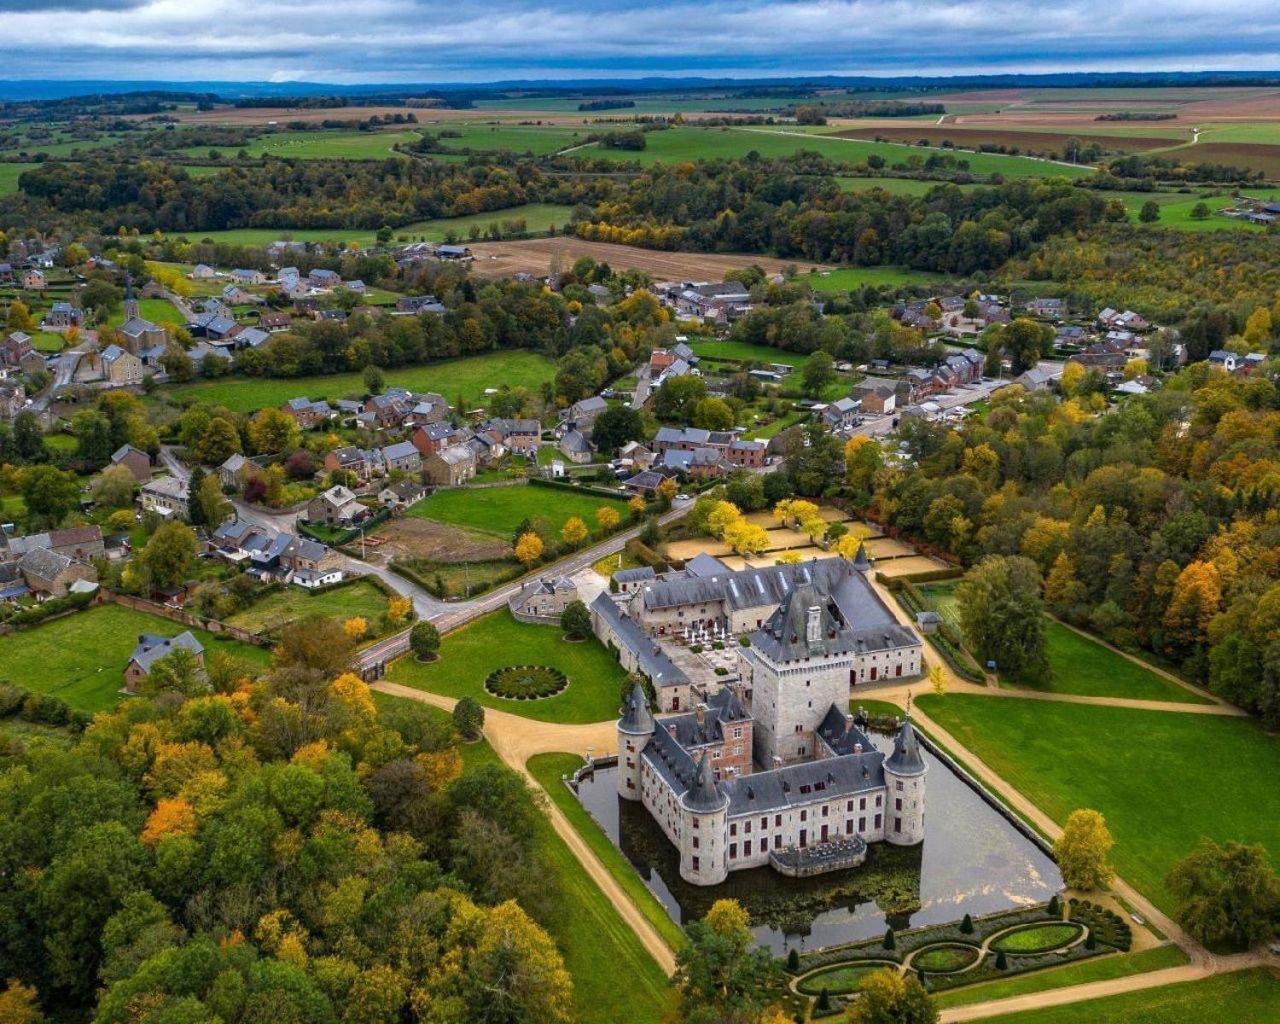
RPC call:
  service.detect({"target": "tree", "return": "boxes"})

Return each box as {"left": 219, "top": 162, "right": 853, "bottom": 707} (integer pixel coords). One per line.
{"left": 465, "top": 901, "right": 574, "bottom": 1024}
{"left": 596, "top": 505, "right": 620, "bottom": 534}
{"left": 1163, "top": 561, "right": 1222, "bottom": 652}
{"left": 560, "top": 600, "right": 591, "bottom": 639}
{"left": 1166, "top": 839, "right": 1280, "bottom": 950}
{"left": 90, "top": 464, "right": 137, "bottom": 509}
{"left": 21, "top": 464, "right": 81, "bottom": 528}
{"left": 1139, "top": 200, "right": 1161, "bottom": 223}
{"left": 514, "top": 531, "right": 544, "bottom": 564}
{"left": 928, "top": 664, "right": 947, "bottom": 696}
{"left": 628, "top": 495, "right": 646, "bottom": 520}
{"left": 344, "top": 617, "right": 368, "bottom": 641}
{"left": 410, "top": 621, "right": 440, "bottom": 660}
{"left": 956, "top": 555, "right": 1049, "bottom": 682}
{"left": 651, "top": 374, "right": 706, "bottom": 423}
{"left": 1190, "top": 202, "right": 1211, "bottom": 220}
{"left": 801, "top": 350, "right": 836, "bottom": 397}
{"left": 194, "top": 417, "right": 241, "bottom": 466}
{"left": 1044, "top": 552, "right": 1086, "bottom": 617}
{"left": 72, "top": 409, "right": 114, "bottom": 469}
{"left": 849, "top": 968, "right": 938, "bottom": 1024}
{"left": 453, "top": 696, "right": 485, "bottom": 740}
{"left": 7, "top": 299, "right": 34, "bottom": 332}
{"left": 138, "top": 521, "right": 198, "bottom": 590}
{"left": 1243, "top": 306, "right": 1273, "bottom": 348}
{"left": 273, "top": 615, "right": 356, "bottom": 679}
{"left": 673, "top": 900, "right": 780, "bottom": 1024}
{"left": 560, "top": 516, "right": 588, "bottom": 547}
{"left": 591, "top": 406, "right": 645, "bottom": 455}
{"left": 0, "top": 978, "right": 44, "bottom": 1024}
{"left": 362, "top": 364, "right": 385, "bottom": 395}
{"left": 186, "top": 466, "right": 209, "bottom": 527}
{"left": 657, "top": 475, "right": 678, "bottom": 508}
{"left": 1054, "top": 809, "right": 1115, "bottom": 891}
{"left": 691, "top": 397, "right": 734, "bottom": 431}
{"left": 247, "top": 407, "right": 302, "bottom": 455}
{"left": 194, "top": 473, "right": 231, "bottom": 528}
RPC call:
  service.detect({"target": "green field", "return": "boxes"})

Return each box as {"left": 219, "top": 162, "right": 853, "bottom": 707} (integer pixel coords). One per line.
{"left": 0, "top": 163, "right": 37, "bottom": 196}
{"left": 921, "top": 583, "right": 1203, "bottom": 703}
{"left": 529, "top": 752, "right": 687, "bottom": 952}
{"left": 0, "top": 603, "right": 270, "bottom": 712}
{"left": 181, "top": 128, "right": 424, "bottom": 161}
{"left": 182, "top": 203, "right": 575, "bottom": 248}
{"left": 108, "top": 297, "right": 185, "bottom": 327}
{"left": 409, "top": 483, "right": 629, "bottom": 537}
{"left": 226, "top": 579, "right": 391, "bottom": 637}
{"left": 933, "top": 945, "right": 1190, "bottom": 1010}
{"left": 575, "top": 126, "right": 1096, "bottom": 179}
{"left": 803, "top": 265, "right": 944, "bottom": 293}
{"left": 687, "top": 338, "right": 807, "bottom": 366}
{"left": 423, "top": 123, "right": 590, "bottom": 155}
{"left": 388, "top": 610, "right": 627, "bottom": 723}
{"left": 976, "top": 969, "right": 1280, "bottom": 1024}
{"left": 1110, "top": 189, "right": 1273, "bottom": 231}
{"left": 836, "top": 175, "right": 979, "bottom": 195}
{"left": 917, "top": 694, "right": 1280, "bottom": 915}
{"left": 164, "top": 350, "right": 556, "bottom": 413}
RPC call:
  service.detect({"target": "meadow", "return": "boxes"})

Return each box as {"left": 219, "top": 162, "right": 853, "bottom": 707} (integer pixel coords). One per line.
{"left": 107, "top": 297, "right": 186, "bottom": 327}
{"left": 804, "top": 265, "right": 943, "bottom": 293}
{"left": 226, "top": 579, "right": 392, "bottom": 638}
{"left": 0, "top": 604, "right": 269, "bottom": 712}
{"left": 916, "top": 694, "right": 1280, "bottom": 915}
{"left": 163, "top": 350, "right": 556, "bottom": 413}
{"left": 0, "top": 163, "right": 37, "bottom": 196}
{"left": 184, "top": 203, "right": 575, "bottom": 248}
{"left": 409, "top": 483, "right": 629, "bottom": 537}
{"left": 387, "top": 610, "right": 627, "bottom": 723}
{"left": 180, "top": 127, "right": 424, "bottom": 161}
{"left": 422, "top": 122, "right": 589, "bottom": 155}
{"left": 687, "top": 338, "right": 808, "bottom": 366}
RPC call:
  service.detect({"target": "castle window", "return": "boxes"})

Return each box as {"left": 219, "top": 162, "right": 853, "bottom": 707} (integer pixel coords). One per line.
{"left": 693, "top": 818, "right": 700, "bottom": 829}
{"left": 744, "top": 840, "right": 752, "bottom": 856}
{"left": 846, "top": 820, "right": 853, "bottom": 834}
{"left": 896, "top": 781, "right": 904, "bottom": 792}
{"left": 729, "top": 823, "right": 737, "bottom": 836}
{"left": 692, "top": 836, "right": 700, "bottom": 849}
{"left": 821, "top": 805, "right": 829, "bottom": 817}
{"left": 875, "top": 814, "right": 882, "bottom": 829}
{"left": 744, "top": 820, "right": 752, "bottom": 834}
{"left": 729, "top": 843, "right": 737, "bottom": 859}
{"left": 800, "top": 810, "right": 807, "bottom": 822}
{"left": 846, "top": 801, "right": 854, "bottom": 812}
{"left": 896, "top": 798, "right": 903, "bottom": 811}
{"left": 859, "top": 817, "right": 866, "bottom": 832}
{"left": 860, "top": 797, "right": 866, "bottom": 810}
{"left": 692, "top": 856, "right": 700, "bottom": 871}
{"left": 895, "top": 817, "right": 902, "bottom": 832}
{"left": 774, "top": 835, "right": 782, "bottom": 849}
{"left": 775, "top": 815, "right": 782, "bottom": 827}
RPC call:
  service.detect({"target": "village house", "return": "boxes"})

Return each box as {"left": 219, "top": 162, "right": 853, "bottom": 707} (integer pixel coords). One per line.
{"left": 323, "top": 446, "right": 380, "bottom": 483}
{"left": 511, "top": 575, "right": 579, "bottom": 621}
{"left": 379, "top": 479, "right": 428, "bottom": 510}
{"left": 364, "top": 392, "right": 412, "bottom": 430}
{"left": 0, "top": 382, "right": 24, "bottom": 421}
{"left": 282, "top": 397, "right": 333, "bottom": 430}
{"left": 381, "top": 439, "right": 422, "bottom": 475}
{"left": 44, "top": 301, "right": 84, "bottom": 329}
{"left": 308, "top": 268, "right": 342, "bottom": 289}
{"left": 558, "top": 395, "right": 608, "bottom": 435}
{"left": 17, "top": 547, "right": 98, "bottom": 598}
{"left": 101, "top": 344, "right": 144, "bottom": 386}
{"left": 726, "top": 438, "right": 767, "bottom": 468}
{"left": 110, "top": 444, "right": 152, "bottom": 483}
{"left": 411, "top": 422, "right": 462, "bottom": 456}
{"left": 423, "top": 444, "right": 477, "bottom": 486}
{"left": 822, "top": 396, "right": 861, "bottom": 432}
{"left": 674, "top": 282, "right": 753, "bottom": 323}
{"left": 558, "top": 430, "right": 593, "bottom": 464}
{"left": 1208, "top": 350, "right": 1240, "bottom": 373}
{"left": 140, "top": 475, "right": 191, "bottom": 520}
{"left": 190, "top": 264, "right": 217, "bottom": 280}
{"left": 1097, "top": 308, "right": 1149, "bottom": 332}
{"left": 260, "top": 311, "right": 292, "bottom": 332}
{"left": 479, "top": 418, "right": 541, "bottom": 457}
{"left": 396, "top": 294, "right": 447, "bottom": 314}
{"left": 0, "top": 331, "right": 33, "bottom": 368}
{"left": 117, "top": 316, "right": 168, "bottom": 351}
{"left": 279, "top": 536, "right": 345, "bottom": 588}
{"left": 124, "top": 632, "right": 204, "bottom": 693}
{"left": 22, "top": 269, "right": 47, "bottom": 290}
{"left": 305, "top": 485, "right": 366, "bottom": 527}
{"left": 1026, "top": 297, "right": 1065, "bottom": 318}
{"left": 185, "top": 311, "right": 240, "bottom": 342}
{"left": 230, "top": 268, "right": 266, "bottom": 286}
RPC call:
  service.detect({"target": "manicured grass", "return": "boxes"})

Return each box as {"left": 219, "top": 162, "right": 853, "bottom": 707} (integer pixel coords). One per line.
{"left": 164, "top": 350, "right": 556, "bottom": 413}
{"left": 0, "top": 163, "right": 37, "bottom": 196}
{"left": 31, "top": 331, "right": 67, "bottom": 353}
{"left": 796, "top": 962, "right": 891, "bottom": 995}
{"left": 529, "top": 752, "right": 687, "bottom": 952}
{"left": 990, "top": 923, "right": 1082, "bottom": 954}
{"left": 688, "top": 338, "right": 807, "bottom": 366}
{"left": 226, "top": 579, "right": 392, "bottom": 637}
{"left": 803, "top": 265, "right": 944, "bottom": 293}
{"left": 916, "top": 694, "right": 1280, "bottom": 915}
{"left": 974, "top": 968, "right": 1280, "bottom": 1024}
{"left": 409, "top": 483, "right": 628, "bottom": 538}
{"left": 107, "top": 297, "right": 185, "bottom": 327}
{"left": 922, "top": 583, "right": 1205, "bottom": 703}
{"left": 913, "top": 943, "right": 981, "bottom": 971}
{"left": 388, "top": 609, "right": 627, "bottom": 723}
{"left": 184, "top": 203, "right": 575, "bottom": 248}
{"left": 0, "top": 603, "right": 270, "bottom": 713}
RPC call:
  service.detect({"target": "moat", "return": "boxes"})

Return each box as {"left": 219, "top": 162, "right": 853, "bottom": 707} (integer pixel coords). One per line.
{"left": 572, "top": 731, "right": 1061, "bottom": 953}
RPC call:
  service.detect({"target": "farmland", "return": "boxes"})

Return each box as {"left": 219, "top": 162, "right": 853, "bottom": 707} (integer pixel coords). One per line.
{"left": 408, "top": 483, "right": 629, "bottom": 537}
{"left": 163, "top": 350, "right": 556, "bottom": 412}
{"left": 803, "top": 265, "right": 944, "bottom": 293}
{"left": 0, "top": 163, "right": 37, "bottom": 196}
{"left": 0, "top": 603, "right": 269, "bottom": 713}
{"left": 179, "top": 127, "right": 425, "bottom": 161}
{"left": 183, "top": 203, "right": 576, "bottom": 248}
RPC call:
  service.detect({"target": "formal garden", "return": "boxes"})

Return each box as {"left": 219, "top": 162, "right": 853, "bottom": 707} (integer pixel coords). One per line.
{"left": 484, "top": 664, "right": 569, "bottom": 700}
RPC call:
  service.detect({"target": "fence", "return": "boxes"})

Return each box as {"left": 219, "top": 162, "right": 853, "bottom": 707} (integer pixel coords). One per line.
{"left": 106, "top": 592, "right": 270, "bottom": 647}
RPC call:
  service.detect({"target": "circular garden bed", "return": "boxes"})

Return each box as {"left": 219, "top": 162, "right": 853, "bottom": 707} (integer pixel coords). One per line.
{"left": 911, "top": 943, "right": 980, "bottom": 973}
{"left": 990, "top": 923, "right": 1083, "bottom": 955}
{"left": 484, "top": 665, "right": 568, "bottom": 700}
{"left": 796, "top": 961, "right": 897, "bottom": 996}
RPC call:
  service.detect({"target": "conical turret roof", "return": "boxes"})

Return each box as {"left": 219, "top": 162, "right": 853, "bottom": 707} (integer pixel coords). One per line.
{"left": 885, "top": 715, "right": 927, "bottom": 776}
{"left": 682, "top": 751, "right": 728, "bottom": 812}
{"left": 618, "top": 682, "right": 655, "bottom": 735}
{"left": 852, "top": 541, "right": 872, "bottom": 572}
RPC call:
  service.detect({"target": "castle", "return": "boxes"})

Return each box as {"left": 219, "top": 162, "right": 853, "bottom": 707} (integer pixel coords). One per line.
{"left": 613, "top": 565, "right": 928, "bottom": 886}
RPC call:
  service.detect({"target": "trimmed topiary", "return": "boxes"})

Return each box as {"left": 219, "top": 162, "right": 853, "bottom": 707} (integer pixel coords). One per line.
{"left": 816, "top": 988, "right": 830, "bottom": 1013}
{"left": 960, "top": 913, "right": 974, "bottom": 934}
{"left": 995, "top": 950, "right": 1008, "bottom": 970}
{"left": 452, "top": 696, "right": 485, "bottom": 740}
{"left": 410, "top": 621, "right": 441, "bottom": 661}
{"left": 484, "top": 665, "right": 568, "bottom": 700}
{"left": 883, "top": 928, "right": 896, "bottom": 951}
{"left": 1048, "top": 894, "right": 1061, "bottom": 917}
{"left": 786, "top": 948, "right": 800, "bottom": 972}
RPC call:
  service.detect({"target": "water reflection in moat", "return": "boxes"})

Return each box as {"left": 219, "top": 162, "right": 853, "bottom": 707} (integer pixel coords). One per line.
{"left": 572, "top": 734, "right": 1061, "bottom": 953}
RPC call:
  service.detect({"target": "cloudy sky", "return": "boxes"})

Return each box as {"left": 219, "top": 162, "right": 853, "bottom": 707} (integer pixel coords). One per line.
{"left": 1, "top": 0, "right": 1279, "bottom": 83}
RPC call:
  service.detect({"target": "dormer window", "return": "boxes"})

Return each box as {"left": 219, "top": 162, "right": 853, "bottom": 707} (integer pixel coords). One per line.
{"left": 806, "top": 605, "right": 822, "bottom": 643}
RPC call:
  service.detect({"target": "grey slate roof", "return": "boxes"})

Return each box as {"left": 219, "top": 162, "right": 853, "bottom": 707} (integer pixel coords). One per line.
{"left": 614, "top": 566, "right": 657, "bottom": 584}
{"left": 682, "top": 753, "right": 728, "bottom": 812}
{"left": 590, "top": 593, "right": 690, "bottom": 690}
{"left": 129, "top": 631, "right": 204, "bottom": 673}
{"left": 618, "top": 682, "right": 656, "bottom": 735}
{"left": 885, "top": 717, "right": 927, "bottom": 776}
{"left": 17, "top": 546, "right": 72, "bottom": 582}
{"left": 720, "top": 744, "right": 886, "bottom": 815}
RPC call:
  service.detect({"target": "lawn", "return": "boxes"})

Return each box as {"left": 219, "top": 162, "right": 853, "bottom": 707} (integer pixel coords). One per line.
{"left": 529, "top": 752, "right": 687, "bottom": 952}
{"left": 180, "top": 127, "right": 424, "bottom": 161}
{"left": 803, "top": 265, "right": 944, "bottom": 293}
{"left": 932, "top": 945, "right": 1189, "bottom": 1010}
{"left": 975, "top": 968, "right": 1280, "bottom": 1024}
{"left": 182, "top": 203, "right": 575, "bottom": 248}
{"left": 1110, "top": 189, "right": 1271, "bottom": 232}
{"left": 375, "top": 700, "right": 667, "bottom": 1024}
{"left": 0, "top": 603, "right": 270, "bottom": 713}
{"left": 388, "top": 609, "right": 627, "bottom": 723}
{"left": 226, "top": 579, "right": 392, "bottom": 638}
{"left": 409, "top": 483, "right": 629, "bottom": 538}
{"left": 921, "top": 583, "right": 1205, "bottom": 703}
{"left": 687, "top": 338, "right": 807, "bottom": 366}
{"left": 108, "top": 297, "right": 185, "bottom": 327}
{"left": 424, "top": 123, "right": 589, "bottom": 156}
{"left": 164, "top": 350, "right": 556, "bottom": 413}
{"left": 916, "top": 694, "right": 1280, "bottom": 915}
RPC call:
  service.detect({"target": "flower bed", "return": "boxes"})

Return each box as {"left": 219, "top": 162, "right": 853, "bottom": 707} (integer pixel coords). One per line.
{"left": 483, "top": 664, "right": 568, "bottom": 700}
{"left": 912, "top": 943, "right": 981, "bottom": 973}
{"left": 991, "top": 923, "right": 1082, "bottom": 955}
{"left": 1068, "top": 899, "right": 1132, "bottom": 951}
{"left": 796, "top": 961, "right": 896, "bottom": 995}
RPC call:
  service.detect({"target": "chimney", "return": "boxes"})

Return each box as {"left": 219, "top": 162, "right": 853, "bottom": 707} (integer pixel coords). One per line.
{"left": 854, "top": 743, "right": 863, "bottom": 754}
{"left": 696, "top": 703, "right": 707, "bottom": 726}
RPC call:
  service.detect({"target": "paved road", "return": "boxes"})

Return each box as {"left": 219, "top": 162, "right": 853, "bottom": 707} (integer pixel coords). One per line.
{"left": 358, "top": 504, "right": 689, "bottom": 672}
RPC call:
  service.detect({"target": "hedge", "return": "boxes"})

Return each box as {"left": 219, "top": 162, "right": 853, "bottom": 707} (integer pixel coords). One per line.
{"left": 1, "top": 589, "right": 96, "bottom": 629}
{"left": 529, "top": 477, "right": 634, "bottom": 501}
{"left": 0, "top": 683, "right": 93, "bottom": 733}
{"left": 886, "top": 578, "right": 986, "bottom": 684}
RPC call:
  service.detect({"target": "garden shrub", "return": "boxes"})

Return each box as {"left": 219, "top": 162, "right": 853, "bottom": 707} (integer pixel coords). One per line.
{"left": 484, "top": 665, "right": 568, "bottom": 700}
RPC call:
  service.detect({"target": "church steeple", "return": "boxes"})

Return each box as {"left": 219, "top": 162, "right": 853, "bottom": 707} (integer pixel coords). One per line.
{"left": 124, "top": 271, "right": 139, "bottom": 321}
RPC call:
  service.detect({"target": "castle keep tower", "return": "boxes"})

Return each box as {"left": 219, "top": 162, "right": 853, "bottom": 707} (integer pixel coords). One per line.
{"left": 616, "top": 682, "right": 655, "bottom": 800}
{"left": 678, "top": 752, "right": 729, "bottom": 885}
{"left": 883, "top": 714, "right": 928, "bottom": 845}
